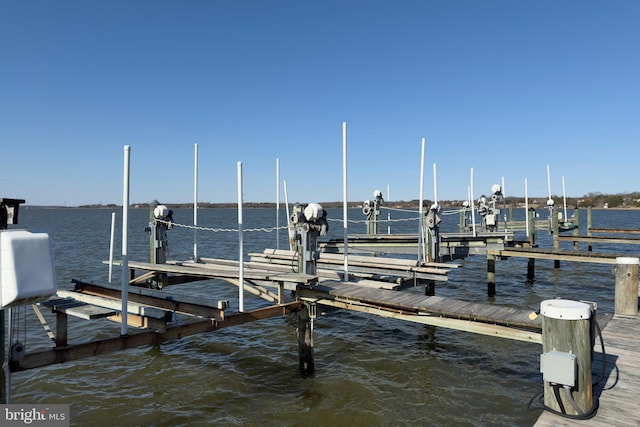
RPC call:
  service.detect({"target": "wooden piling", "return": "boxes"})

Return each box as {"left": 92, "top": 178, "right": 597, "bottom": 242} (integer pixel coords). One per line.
{"left": 541, "top": 299, "right": 593, "bottom": 416}
{"left": 551, "top": 209, "right": 560, "bottom": 268}
{"left": 527, "top": 209, "right": 536, "bottom": 279}
{"left": 297, "top": 302, "right": 315, "bottom": 376}
{"left": 487, "top": 253, "right": 496, "bottom": 297}
{"left": 615, "top": 257, "right": 639, "bottom": 316}
{"left": 424, "top": 280, "right": 435, "bottom": 296}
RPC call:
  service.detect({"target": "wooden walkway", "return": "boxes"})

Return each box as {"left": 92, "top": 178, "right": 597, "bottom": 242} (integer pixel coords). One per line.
{"left": 488, "top": 247, "right": 634, "bottom": 264}
{"left": 535, "top": 313, "right": 640, "bottom": 426}
{"left": 320, "top": 232, "right": 525, "bottom": 259}
{"left": 298, "top": 280, "right": 542, "bottom": 343}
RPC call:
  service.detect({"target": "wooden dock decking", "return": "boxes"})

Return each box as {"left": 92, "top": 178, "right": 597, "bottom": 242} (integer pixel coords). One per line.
{"left": 534, "top": 313, "right": 640, "bottom": 426}
{"left": 488, "top": 247, "right": 632, "bottom": 264}
{"left": 298, "top": 280, "right": 543, "bottom": 343}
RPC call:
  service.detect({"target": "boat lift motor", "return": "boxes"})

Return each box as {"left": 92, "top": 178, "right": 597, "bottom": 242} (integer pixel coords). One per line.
{"left": 289, "top": 203, "right": 328, "bottom": 275}
{"left": 478, "top": 184, "right": 503, "bottom": 231}
{"left": 145, "top": 201, "right": 174, "bottom": 288}
{"left": 424, "top": 203, "right": 442, "bottom": 262}
{"left": 363, "top": 189, "right": 384, "bottom": 235}
{"left": 546, "top": 197, "right": 555, "bottom": 223}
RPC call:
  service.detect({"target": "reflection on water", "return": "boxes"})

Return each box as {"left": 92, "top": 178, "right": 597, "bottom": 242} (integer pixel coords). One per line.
{"left": 8, "top": 207, "right": 638, "bottom": 426}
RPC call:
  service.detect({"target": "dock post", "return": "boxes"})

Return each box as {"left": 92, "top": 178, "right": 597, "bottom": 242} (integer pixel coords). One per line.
{"left": 424, "top": 280, "right": 435, "bottom": 296}
{"left": 364, "top": 190, "right": 384, "bottom": 235}
{"left": 148, "top": 201, "right": 173, "bottom": 289}
{"left": 487, "top": 253, "right": 496, "bottom": 297}
{"left": 527, "top": 208, "right": 536, "bottom": 279}
{"left": 551, "top": 209, "right": 560, "bottom": 268}
{"left": 540, "top": 299, "right": 594, "bottom": 417}
{"left": 297, "top": 302, "right": 315, "bottom": 376}
{"left": 615, "top": 257, "right": 639, "bottom": 316}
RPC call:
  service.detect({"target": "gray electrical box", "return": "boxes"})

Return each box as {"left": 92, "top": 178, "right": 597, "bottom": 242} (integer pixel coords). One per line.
{"left": 540, "top": 351, "right": 577, "bottom": 387}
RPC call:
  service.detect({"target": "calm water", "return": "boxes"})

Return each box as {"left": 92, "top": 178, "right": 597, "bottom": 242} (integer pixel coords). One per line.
{"left": 7, "top": 206, "right": 639, "bottom": 426}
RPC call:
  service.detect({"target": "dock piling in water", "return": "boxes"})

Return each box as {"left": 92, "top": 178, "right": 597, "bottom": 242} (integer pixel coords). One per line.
{"left": 297, "top": 302, "right": 315, "bottom": 376}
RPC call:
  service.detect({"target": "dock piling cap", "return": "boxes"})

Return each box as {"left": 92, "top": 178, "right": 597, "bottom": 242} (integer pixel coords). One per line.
{"left": 540, "top": 299, "right": 591, "bottom": 320}
{"left": 616, "top": 257, "right": 640, "bottom": 265}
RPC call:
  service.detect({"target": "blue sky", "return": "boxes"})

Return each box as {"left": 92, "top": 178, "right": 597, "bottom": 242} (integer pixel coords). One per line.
{"left": 1, "top": 1, "right": 638, "bottom": 206}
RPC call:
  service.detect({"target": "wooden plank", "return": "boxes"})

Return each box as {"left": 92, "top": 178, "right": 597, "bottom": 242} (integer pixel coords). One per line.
{"left": 589, "top": 228, "right": 640, "bottom": 234}
{"left": 301, "top": 281, "right": 541, "bottom": 330}
{"left": 557, "top": 235, "right": 640, "bottom": 245}
{"left": 488, "top": 248, "right": 624, "bottom": 264}
{"left": 60, "top": 304, "right": 116, "bottom": 320}
{"left": 41, "top": 298, "right": 116, "bottom": 320}
{"left": 57, "top": 290, "right": 170, "bottom": 320}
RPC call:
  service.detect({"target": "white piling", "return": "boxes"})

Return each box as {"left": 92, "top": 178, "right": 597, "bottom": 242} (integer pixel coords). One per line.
{"left": 121, "top": 145, "right": 130, "bottom": 336}
{"left": 284, "top": 179, "right": 293, "bottom": 250}
{"left": 562, "top": 175, "right": 568, "bottom": 222}
{"left": 546, "top": 164, "right": 552, "bottom": 201}
{"left": 109, "top": 212, "right": 116, "bottom": 283}
{"left": 193, "top": 143, "right": 199, "bottom": 261}
{"left": 433, "top": 162, "right": 438, "bottom": 206}
{"left": 470, "top": 168, "right": 476, "bottom": 237}
{"left": 276, "top": 158, "right": 280, "bottom": 250}
{"left": 525, "top": 178, "right": 529, "bottom": 233}
{"left": 502, "top": 176, "right": 507, "bottom": 229}
{"left": 387, "top": 184, "right": 391, "bottom": 235}
{"left": 237, "top": 161, "right": 244, "bottom": 312}
{"left": 342, "top": 122, "right": 349, "bottom": 281}
{"left": 418, "top": 138, "right": 426, "bottom": 264}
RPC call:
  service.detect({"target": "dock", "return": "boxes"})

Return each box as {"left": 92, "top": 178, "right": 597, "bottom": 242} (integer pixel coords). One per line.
{"left": 487, "top": 247, "right": 627, "bottom": 265}
{"left": 4, "top": 200, "right": 640, "bottom": 425}
{"left": 297, "top": 280, "right": 542, "bottom": 343}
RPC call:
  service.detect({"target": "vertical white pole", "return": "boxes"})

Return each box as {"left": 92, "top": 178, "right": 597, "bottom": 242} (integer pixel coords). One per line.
{"left": 276, "top": 158, "right": 280, "bottom": 250}
{"left": 525, "top": 178, "right": 530, "bottom": 233}
{"left": 284, "top": 180, "right": 292, "bottom": 250}
{"left": 418, "top": 138, "right": 425, "bottom": 264}
{"left": 342, "top": 122, "right": 349, "bottom": 281}
{"left": 546, "top": 164, "right": 552, "bottom": 201}
{"left": 502, "top": 175, "right": 507, "bottom": 230}
{"left": 121, "top": 145, "right": 130, "bottom": 336}
{"left": 387, "top": 184, "right": 390, "bottom": 235}
{"left": 193, "top": 143, "right": 199, "bottom": 261}
{"left": 433, "top": 162, "right": 438, "bottom": 205}
{"left": 237, "top": 161, "right": 244, "bottom": 312}
{"left": 109, "top": 212, "right": 116, "bottom": 283}
{"left": 470, "top": 168, "right": 476, "bottom": 237}
{"left": 562, "top": 175, "right": 568, "bottom": 222}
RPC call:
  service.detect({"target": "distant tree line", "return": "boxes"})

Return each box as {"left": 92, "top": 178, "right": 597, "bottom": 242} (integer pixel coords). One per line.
{"left": 76, "top": 191, "right": 640, "bottom": 210}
